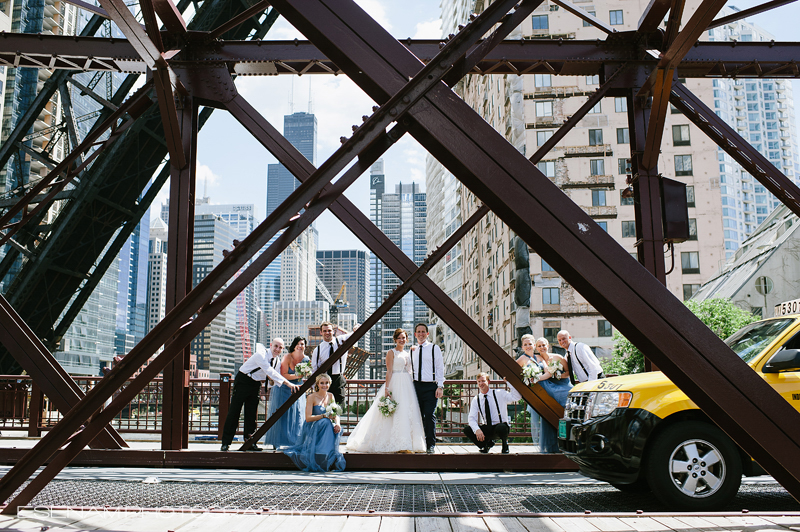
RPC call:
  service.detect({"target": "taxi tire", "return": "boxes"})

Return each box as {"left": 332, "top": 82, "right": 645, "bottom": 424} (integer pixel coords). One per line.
{"left": 646, "top": 421, "right": 742, "bottom": 511}
{"left": 610, "top": 478, "right": 650, "bottom": 493}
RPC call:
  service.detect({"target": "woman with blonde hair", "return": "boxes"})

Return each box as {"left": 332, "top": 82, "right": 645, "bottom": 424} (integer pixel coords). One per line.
{"left": 346, "top": 328, "right": 426, "bottom": 452}
{"left": 283, "top": 374, "right": 346, "bottom": 472}
{"left": 516, "top": 335, "right": 572, "bottom": 453}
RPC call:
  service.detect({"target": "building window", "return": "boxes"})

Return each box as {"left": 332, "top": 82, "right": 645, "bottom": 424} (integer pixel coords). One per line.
{"left": 590, "top": 159, "right": 605, "bottom": 176}
{"left": 586, "top": 75, "right": 599, "bottom": 85}
{"left": 616, "top": 128, "right": 629, "bottom": 144}
{"left": 542, "top": 259, "right": 555, "bottom": 272}
{"left": 675, "top": 155, "right": 693, "bottom": 176}
{"left": 597, "top": 221, "right": 608, "bottom": 232}
{"left": 686, "top": 185, "right": 695, "bottom": 207}
{"left": 534, "top": 74, "right": 552, "bottom": 87}
{"left": 621, "top": 220, "right": 636, "bottom": 237}
{"left": 592, "top": 189, "right": 607, "bottom": 206}
{"left": 683, "top": 284, "right": 700, "bottom": 300}
{"left": 535, "top": 101, "right": 553, "bottom": 117}
{"left": 537, "top": 161, "right": 556, "bottom": 177}
{"left": 532, "top": 15, "right": 549, "bottom": 30}
{"left": 589, "top": 129, "right": 603, "bottom": 146}
{"left": 537, "top": 130, "right": 553, "bottom": 146}
{"left": 582, "top": 10, "right": 596, "bottom": 26}
{"left": 618, "top": 158, "right": 630, "bottom": 174}
{"left": 609, "top": 9, "right": 624, "bottom": 25}
{"left": 588, "top": 101, "right": 601, "bottom": 113}
{"left": 544, "top": 327, "right": 560, "bottom": 344}
{"left": 598, "top": 319, "right": 612, "bottom": 337}
{"left": 620, "top": 190, "right": 634, "bottom": 206}
{"left": 681, "top": 251, "right": 700, "bottom": 274}
{"left": 672, "top": 124, "right": 691, "bottom": 146}
{"left": 688, "top": 218, "right": 697, "bottom": 241}
{"left": 614, "top": 97, "right": 627, "bottom": 113}
{"left": 670, "top": 103, "right": 681, "bottom": 114}
{"left": 543, "top": 287, "right": 560, "bottom": 305}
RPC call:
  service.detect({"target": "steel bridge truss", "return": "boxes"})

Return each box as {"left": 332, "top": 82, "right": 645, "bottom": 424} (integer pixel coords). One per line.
{"left": 0, "top": 0, "right": 800, "bottom": 514}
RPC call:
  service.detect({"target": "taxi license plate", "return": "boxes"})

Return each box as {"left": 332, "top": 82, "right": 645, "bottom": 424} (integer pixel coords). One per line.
{"left": 558, "top": 419, "right": 567, "bottom": 439}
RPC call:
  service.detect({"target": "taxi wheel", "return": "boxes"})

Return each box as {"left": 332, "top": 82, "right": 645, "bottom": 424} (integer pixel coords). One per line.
{"left": 646, "top": 421, "right": 742, "bottom": 511}
{"left": 610, "top": 477, "right": 650, "bottom": 493}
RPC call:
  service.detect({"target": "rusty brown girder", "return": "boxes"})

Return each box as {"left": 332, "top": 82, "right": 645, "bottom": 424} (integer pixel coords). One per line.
{"left": 271, "top": 0, "right": 800, "bottom": 503}
{"left": 0, "top": 0, "right": 535, "bottom": 508}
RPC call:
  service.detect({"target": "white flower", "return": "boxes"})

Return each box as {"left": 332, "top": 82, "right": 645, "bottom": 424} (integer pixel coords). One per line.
{"left": 521, "top": 363, "right": 543, "bottom": 386}
{"left": 325, "top": 401, "right": 343, "bottom": 419}
{"left": 377, "top": 395, "right": 398, "bottom": 417}
{"left": 294, "top": 362, "right": 312, "bottom": 379}
{"left": 547, "top": 359, "right": 563, "bottom": 379}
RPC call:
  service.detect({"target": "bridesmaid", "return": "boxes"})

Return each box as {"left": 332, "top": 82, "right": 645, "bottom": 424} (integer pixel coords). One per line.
{"left": 284, "top": 374, "right": 346, "bottom": 472}
{"left": 516, "top": 334, "right": 541, "bottom": 444}
{"left": 532, "top": 337, "right": 572, "bottom": 453}
{"left": 264, "top": 336, "right": 308, "bottom": 449}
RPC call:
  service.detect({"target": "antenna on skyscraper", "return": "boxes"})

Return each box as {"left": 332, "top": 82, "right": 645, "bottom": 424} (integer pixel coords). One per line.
{"left": 289, "top": 77, "right": 294, "bottom": 113}
{"left": 308, "top": 81, "right": 313, "bottom": 114}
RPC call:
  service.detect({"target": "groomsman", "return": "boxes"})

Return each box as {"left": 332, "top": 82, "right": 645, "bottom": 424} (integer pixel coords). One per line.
{"left": 557, "top": 330, "right": 604, "bottom": 383}
{"left": 220, "top": 339, "right": 299, "bottom": 451}
{"left": 311, "top": 322, "right": 358, "bottom": 404}
{"left": 464, "top": 373, "right": 521, "bottom": 454}
{"left": 412, "top": 323, "right": 445, "bottom": 454}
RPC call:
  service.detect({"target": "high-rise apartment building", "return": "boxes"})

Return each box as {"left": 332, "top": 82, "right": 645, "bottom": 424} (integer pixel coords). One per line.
{"left": 266, "top": 111, "right": 317, "bottom": 217}
{"left": 115, "top": 214, "right": 151, "bottom": 356}
{"left": 191, "top": 213, "right": 238, "bottom": 377}
{"left": 147, "top": 219, "right": 168, "bottom": 335}
{"left": 195, "top": 203, "right": 258, "bottom": 361}
{"left": 272, "top": 300, "right": 330, "bottom": 345}
{"left": 0, "top": 2, "right": 11, "bottom": 129}
{"left": 425, "top": 158, "right": 464, "bottom": 378}
{"left": 706, "top": 7, "right": 799, "bottom": 260}
{"left": 437, "top": 0, "right": 730, "bottom": 377}
{"left": 370, "top": 180, "right": 429, "bottom": 378}
{"left": 316, "top": 249, "right": 370, "bottom": 368}
{"left": 369, "top": 160, "right": 385, "bottom": 366}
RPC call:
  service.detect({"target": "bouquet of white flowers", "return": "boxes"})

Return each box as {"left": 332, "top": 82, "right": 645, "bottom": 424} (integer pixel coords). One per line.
{"left": 294, "top": 361, "right": 312, "bottom": 379}
{"left": 377, "top": 394, "right": 398, "bottom": 417}
{"left": 521, "top": 363, "right": 543, "bottom": 386}
{"left": 325, "top": 401, "right": 343, "bottom": 419}
{"left": 547, "top": 358, "right": 563, "bottom": 379}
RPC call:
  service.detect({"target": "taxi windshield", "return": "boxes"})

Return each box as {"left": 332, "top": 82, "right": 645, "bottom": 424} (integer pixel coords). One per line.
{"left": 724, "top": 318, "right": 795, "bottom": 363}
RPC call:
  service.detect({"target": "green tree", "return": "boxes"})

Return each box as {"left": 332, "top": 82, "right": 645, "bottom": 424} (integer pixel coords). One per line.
{"left": 603, "top": 298, "right": 759, "bottom": 375}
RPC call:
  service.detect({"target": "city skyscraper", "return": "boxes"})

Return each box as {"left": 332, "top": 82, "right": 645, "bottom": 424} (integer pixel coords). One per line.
{"left": 371, "top": 181, "right": 429, "bottom": 378}
{"left": 369, "top": 160, "right": 385, "bottom": 361}
{"left": 191, "top": 214, "right": 238, "bottom": 377}
{"left": 115, "top": 214, "right": 151, "bottom": 356}
{"left": 266, "top": 112, "right": 318, "bottom": 217}
{"left": 147, "top": 218, "right": 168, "bottom": 335}
{"left": 316, "top": 249, "right": 370, "bottom": 361}
{"left": 437, "top": 0, "right": 736, "bottom": 377}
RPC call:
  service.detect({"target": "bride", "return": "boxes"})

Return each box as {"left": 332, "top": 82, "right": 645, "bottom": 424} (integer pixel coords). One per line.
{"left": 346, "top": 328, "right": 426, "bottom": 453}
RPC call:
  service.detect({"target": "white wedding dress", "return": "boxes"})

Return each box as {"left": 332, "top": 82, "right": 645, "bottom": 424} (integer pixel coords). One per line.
{"left": 346, "top": 349, "right": 427, "bottom": 453}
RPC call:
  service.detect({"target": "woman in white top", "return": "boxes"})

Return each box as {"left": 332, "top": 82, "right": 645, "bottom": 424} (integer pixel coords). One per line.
{"left": 346, "top": 328, "right": 426, "bottom": 453}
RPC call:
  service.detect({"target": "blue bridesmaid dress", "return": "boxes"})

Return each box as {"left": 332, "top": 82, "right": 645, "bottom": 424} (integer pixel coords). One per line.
{"left": 264, "top": 356, "right": 308, "bottom": 448}
{"left": 538, "top": 363, "right": 572, "bottom": 453}
{"left": 283, "top": 405, "right": 346, "bottom": 472}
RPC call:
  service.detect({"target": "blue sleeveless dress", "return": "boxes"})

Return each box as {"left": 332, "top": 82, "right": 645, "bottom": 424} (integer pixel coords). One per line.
{"left": 283, "top": 404, "right": 346, "bottom": 472}
{"left": 264, "top": 356, "right": 308, "bottom": 448}
{"left": 537, "top": 359, "right": 572, "bottom": 453}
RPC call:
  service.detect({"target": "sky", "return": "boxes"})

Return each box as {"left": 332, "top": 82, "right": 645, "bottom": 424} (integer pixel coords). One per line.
{"left": 153, "top": 0, "right": 800, "bottom": 252}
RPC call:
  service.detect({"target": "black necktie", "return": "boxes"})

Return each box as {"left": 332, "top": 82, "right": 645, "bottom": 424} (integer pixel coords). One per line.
{"left": 329, "top": 342, "right": 335, "bottom": 373}
{"left": 484, "top": 394, "right": 492, "bottom": 425}
{"left": 418, "top": 346, "right": 423, "bottom": 381}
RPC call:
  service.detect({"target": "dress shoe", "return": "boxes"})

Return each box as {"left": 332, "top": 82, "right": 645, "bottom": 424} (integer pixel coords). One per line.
{"left": 486, "top": 440, "right": 495, "bottom": 449}
{"left": 478, "top": 446, "right": 489, "bottom": 454}
{"left": 248, "top": 444, "right": 263, "bottom": 452}
{"left": 220, "top": 444, "right": 229, "bottom": 452}
{"left": 501, "top": 443, "right": 510, "bottom": 454}
{"left": 426, "top": 445, "right": 435, "bottom": 454}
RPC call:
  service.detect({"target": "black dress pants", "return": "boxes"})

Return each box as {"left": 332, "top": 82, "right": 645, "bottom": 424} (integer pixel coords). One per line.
{"left": 329, "top": 374, "right": 346, "bottom": 404}
{"left": 221, "top": 372, "right": 262, "bottom": 446}
{"left": 464, "top": 422, "right": 510, "bottom": 450}
{"left": 414, "top": 381, "right": 438, "bottom": 448}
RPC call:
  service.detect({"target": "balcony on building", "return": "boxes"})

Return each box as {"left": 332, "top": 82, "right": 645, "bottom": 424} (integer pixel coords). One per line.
{"left": 563, "top": 144, "right": 613, "bottom": 158}
{"left": 561, "top": 174, "right": 614, "bottom": 188}
{"left": 583, "top": 205, "right": 617, "bottom": 218}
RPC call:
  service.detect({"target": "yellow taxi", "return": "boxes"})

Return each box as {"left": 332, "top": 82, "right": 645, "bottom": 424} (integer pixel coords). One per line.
{"left": 558, "top": 313, "right": 800, "bottom": 510}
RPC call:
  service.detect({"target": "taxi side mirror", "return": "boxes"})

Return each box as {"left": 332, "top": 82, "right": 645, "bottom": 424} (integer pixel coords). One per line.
{"left": 763, "top": 348, "right": 800, "bottom": 373}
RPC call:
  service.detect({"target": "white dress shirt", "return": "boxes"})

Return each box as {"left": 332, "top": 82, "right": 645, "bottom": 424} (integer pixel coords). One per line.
{"left": 311, "top": 332, "right": 352, "bottom": 375}
{"left": 411, "top": 340, "right": 445, "bottom": 388}
{"left": 468, "top": 387, "right": 522, "bottom": 432}
{"left": 567, "top": 341, "right": 604, "bottom": 382}
{"left": 239, "top": 343, "right": 286, "bottom": 385}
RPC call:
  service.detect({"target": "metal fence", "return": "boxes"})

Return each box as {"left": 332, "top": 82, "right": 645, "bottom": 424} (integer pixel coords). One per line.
{"left": 0, "top": 375, "right": 533, "bottom": 440}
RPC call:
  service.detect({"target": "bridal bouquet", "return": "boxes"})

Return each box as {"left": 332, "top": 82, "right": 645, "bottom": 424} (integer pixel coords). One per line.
{"left": 325, "top": 401, "right": 343, "bottom": 420}
{"left": 377, "top": 394, "right": 398, "bottom": 417}
{"left": 521, "top": 363, "right": 543, "bottom": 386}
{"left": 294, "top": 361, "right": 312, "bottom": 379}
{"left": 547, "top": 359, "right": 563, "bottom": 379}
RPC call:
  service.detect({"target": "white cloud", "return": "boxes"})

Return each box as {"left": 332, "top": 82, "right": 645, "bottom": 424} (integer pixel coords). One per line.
{"left": 354, "top": 0, "right": 392, "bottom": 32}
{"left": 196, "top": 163, "right": 221, "bottom": 194}
{"left": 413, "top": 18, "right": 442, "bottom": 39}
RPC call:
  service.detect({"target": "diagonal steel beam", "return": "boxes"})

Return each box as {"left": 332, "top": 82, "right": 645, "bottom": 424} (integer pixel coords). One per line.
{"left": 208, "top": 0, "right": 270, "bottom": 39}
{"left": 708, "top": 0, "right": 797, "bottom": 29}
{"left": 271, "top": 0, "right": 800, "bottom": 501}
{"left": 550, "top": 0, "right": 615, "bottom": 34}
{"left": 670, "top": 81, "right": 800, "bottom": 218}
{"left": 0, "top": 295, "right": 127, "bottom": 449}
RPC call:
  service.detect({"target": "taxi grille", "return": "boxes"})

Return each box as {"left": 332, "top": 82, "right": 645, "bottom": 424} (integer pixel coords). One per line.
{"left": 565, "top": 391, "right": 591, "bottom": 423}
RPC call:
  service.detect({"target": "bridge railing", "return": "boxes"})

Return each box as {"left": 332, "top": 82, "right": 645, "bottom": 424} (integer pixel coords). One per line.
{"left": 0, "top": 375, "right": 533, "bottom": 440}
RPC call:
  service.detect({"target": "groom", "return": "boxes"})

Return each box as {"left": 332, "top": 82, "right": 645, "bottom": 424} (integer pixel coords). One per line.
{"left": 412, "top": 323, "right": 445, "bottom": 454}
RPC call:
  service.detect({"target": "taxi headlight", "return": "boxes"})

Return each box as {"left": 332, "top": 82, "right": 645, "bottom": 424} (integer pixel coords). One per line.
{"left": 588, "top": 391, "right": 632, "bottom": 419}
